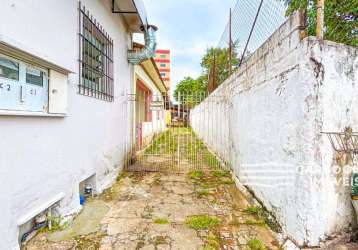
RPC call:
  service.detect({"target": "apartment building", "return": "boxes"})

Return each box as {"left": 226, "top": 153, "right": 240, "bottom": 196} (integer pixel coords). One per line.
{"left": 154, "top": 49, "right": 171, "bottom": 91}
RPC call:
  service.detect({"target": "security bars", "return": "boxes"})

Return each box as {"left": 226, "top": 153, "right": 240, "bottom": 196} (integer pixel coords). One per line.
{"left": 78, "top": 2, "right": 114, "bottom": 101}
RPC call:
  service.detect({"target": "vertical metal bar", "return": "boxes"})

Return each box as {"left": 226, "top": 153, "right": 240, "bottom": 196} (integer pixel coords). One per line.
{"left": 229, "top": 8, "right": 232, "bottom": 76}
{"left": 316, "top": 0, "right": 325, "bottom": 39}
{"left": 78, "top": 2, "right": 82, "bottom": 96}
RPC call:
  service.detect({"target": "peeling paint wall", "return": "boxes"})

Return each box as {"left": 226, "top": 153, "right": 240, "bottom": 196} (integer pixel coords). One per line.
{"left": 0, "top": 1, "right": 134, "bottom": 249}
{"left": 190, "top": 11, "right": 358, "bottom": 247}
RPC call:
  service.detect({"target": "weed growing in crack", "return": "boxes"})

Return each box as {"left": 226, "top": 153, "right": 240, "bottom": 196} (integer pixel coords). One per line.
{"left": 153, "top": 217, "right": 170, "bottom": 224}
{"left": 204, "top": 231, "right": 220, "bottom": 250}
{"left": 243, "top": 206, "right": 281, "bottom": 233}
{"left": 185, "top": 215, "right": 221, "bottom": 230}
{"left": 152, "top": 235, "right": 169, "bottom": 246}
{"left": 248, "top": 238, "right": 267, "bottom": 250}
{"left": 188, "top": 170, "right": 204, "bottom": 179}
{"left": 212, "top": 170, "right": 230, "bottom": 178}
{"left": 243, "top": 219, "right": 266, "bottom": 226}
{"left": 196, "top": 189, "right": 210, "bottom": 198}
{"left": 244, "top": 206, "right": 260, "bottom": 215}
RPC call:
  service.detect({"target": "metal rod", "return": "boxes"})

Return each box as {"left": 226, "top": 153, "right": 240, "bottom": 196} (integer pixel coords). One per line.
{"left": 229, "top": 8, "right": 232, "bottom": 76}
{"left": 239, "top": 0, "right": 264, "bottom": 67}
{"left": 316, "top": 0, "right": 325, "bottom": 39}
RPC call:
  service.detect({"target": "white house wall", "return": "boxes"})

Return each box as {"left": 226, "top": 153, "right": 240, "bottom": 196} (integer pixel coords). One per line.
{"left": 190, "top": 11, "right": 358, "bottom": 247}
{"left": 134, "top": 64, "right": 166, "bottom": 138}
{"left": 0, "top": 1, "right": 134, "bottom": 249}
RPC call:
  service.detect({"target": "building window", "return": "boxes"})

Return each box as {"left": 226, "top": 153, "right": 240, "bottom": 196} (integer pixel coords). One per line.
{"left": 0, "top": 54, "right": 48, "bottom": 112}
{"left": 0, "top": 57, "right": 19, "bottom": 81}
{"left": 79, "top": 3, "right": 114, "bottom": 101}
{"left": 160, "top": 54, "right": 166, "bottom": 59}
{"left": 160, "top": 63, "right": 166, "bottom": 67}
{"left": 160, "top": 72, "right": 166, "bottom": 77}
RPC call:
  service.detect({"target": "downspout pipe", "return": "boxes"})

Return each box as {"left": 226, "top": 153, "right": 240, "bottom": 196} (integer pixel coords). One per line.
{"left": 128, "top": 25, "right": 158, "bottom": 65}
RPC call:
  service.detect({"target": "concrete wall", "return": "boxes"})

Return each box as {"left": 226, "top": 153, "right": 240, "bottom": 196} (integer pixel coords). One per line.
{"left": 0, "top": 1, "right": 134, "bottom": 249}
{"left": 190, "top": 11, "right": 358, "bottom": 247}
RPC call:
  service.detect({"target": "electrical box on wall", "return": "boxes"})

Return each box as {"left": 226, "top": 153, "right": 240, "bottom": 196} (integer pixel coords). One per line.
{"left": 0, "top": 35, "right": 71, "bottom": 116}
{"left": 0, "top": 54, "right": 48, "bottom": 112}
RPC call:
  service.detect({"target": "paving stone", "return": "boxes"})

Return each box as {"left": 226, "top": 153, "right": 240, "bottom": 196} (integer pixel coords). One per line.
{"left": 24, "top": 171, "right": 280, "bottom": 250}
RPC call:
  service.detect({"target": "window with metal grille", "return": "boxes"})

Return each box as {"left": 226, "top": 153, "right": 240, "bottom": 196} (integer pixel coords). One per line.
{"left": 78, "top": 2, "right": 114, "bottom": 101}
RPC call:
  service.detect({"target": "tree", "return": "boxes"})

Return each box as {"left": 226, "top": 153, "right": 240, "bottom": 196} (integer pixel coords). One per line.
{"left": 173, "top": 77, "right": 206, "bottom": 105}
{"left": 283, "top": 0, "right": 358, "bottom": 46}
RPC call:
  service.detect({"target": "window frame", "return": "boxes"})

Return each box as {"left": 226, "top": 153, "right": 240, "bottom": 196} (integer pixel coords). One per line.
{"left": 78, "top": 2, "right": 114, "bottom": 102}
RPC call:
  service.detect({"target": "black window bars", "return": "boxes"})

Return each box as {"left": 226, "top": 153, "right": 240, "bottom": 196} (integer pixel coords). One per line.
{"left": 78, "top": 2, "right": 114, "bottom": 101}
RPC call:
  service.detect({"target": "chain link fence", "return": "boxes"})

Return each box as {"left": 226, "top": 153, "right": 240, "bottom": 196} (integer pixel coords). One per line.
{"left": 209, "top": 0, "right": 357, "bottom": 91}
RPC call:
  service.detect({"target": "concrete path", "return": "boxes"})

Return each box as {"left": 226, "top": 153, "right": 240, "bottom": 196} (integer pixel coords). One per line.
{"left": 24, "top": 170, "right": 281, "bottom": 250}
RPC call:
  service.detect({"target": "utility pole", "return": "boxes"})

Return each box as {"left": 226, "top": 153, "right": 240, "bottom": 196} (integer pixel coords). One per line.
{"left": 316, "top": 0, "right": 325, "bottom": 39}
{"left": 228, "top": 8, "right": 232, "bottom": 76}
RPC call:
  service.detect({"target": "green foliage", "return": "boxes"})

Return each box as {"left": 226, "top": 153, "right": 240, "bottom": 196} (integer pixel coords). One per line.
{"left": 201, "top": 46, "right": 239, "bottom": 86}
{"left": 243, "top": 206, "right": 260, "bottom": 215}
{"left": 284, "top": 0, "right": 358, "bottom": 46}
{"left": 188, "top": 170, "right": 204, "bottom": 179}
{"left": 243, "top": 206, "right": 282, "bottom": 233}
{"left": 45, "top": 216, "right": 69, "bottom": 232}
{"left": 248, "top": 238, "right": 267, "bottom": 250}
{"left": 197, "top": 189, "right": 210, "bottom": 197}
{"left": 212, "top": 170, "right": 231, "bottom": 178}
{"left": 153, "top": 217, "right": 170, "bottom": 224}
{"left": 144, "top": 130, "right": 177, "bottom": 154}
{"left": 243, "top": 219, "right": 266, "bottom": 226}
{"left": 204, "top": 232, "right": 221, "bottom": 250}
{"left": 174, "top": 43, "right": 241, "bottom": 97}
{"left": 185, "top": 215, "right": 221, "bottom": 230}
{"left": 173, "top": 76, "right": 206, "bottom": 102}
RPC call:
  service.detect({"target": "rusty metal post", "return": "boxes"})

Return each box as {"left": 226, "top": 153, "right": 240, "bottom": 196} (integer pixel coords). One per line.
{"left": 228, "top": 8, "right": 232, "bottom": 76}
{"left": 208, "top": 52, "right": 217, "bottom": 93}
{"left": 316, "top": 0, "right": 325, "bottom": 39}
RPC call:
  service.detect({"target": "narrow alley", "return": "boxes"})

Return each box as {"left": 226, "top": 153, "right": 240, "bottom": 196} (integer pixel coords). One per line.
{"left": 24, "top": 126, "right": 280, "bottom": 250}
{"left": 25, "top": 166, "right": 279, "bottom": 249}
{"left": 1, "top": 0, "right": 357, "bottom": 249}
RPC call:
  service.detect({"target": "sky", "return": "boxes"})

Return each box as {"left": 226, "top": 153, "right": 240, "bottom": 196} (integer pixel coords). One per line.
{"left": 141, "top": 0, "right": 237, "bottom": 96}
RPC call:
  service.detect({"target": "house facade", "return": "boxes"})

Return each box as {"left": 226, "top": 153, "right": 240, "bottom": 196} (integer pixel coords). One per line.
{"left": 134, "top": 57, "right": 168, "bottom": 149}
{"left": 0, "top": 1, "right": 154, "bottom": 249}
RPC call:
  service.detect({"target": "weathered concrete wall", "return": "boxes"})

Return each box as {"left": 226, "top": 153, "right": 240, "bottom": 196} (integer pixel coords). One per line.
{"left": 0, "top": 1, "right": 134, "bottom": 249}
{"left": 191, "top": 11, "right": 358, "bottom": 247}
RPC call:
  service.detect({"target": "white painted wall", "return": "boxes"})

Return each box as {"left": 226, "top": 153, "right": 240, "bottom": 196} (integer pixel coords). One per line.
{"left": 134, "top": 64, "right": 166, "bottom": 140}
{"left": 191, "top": 12, "right": 358, "bottom": 247}
{"left": 0, "top": 1, "right": 134, "bottom": 249}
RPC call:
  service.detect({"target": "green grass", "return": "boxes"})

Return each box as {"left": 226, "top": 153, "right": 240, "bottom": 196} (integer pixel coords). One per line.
{"left": 248, "top": 238, "right": 267, "bottom": 250}
{"left": 188, "top": 170, "right": 204, "bottom": 179}
{"left": 204, "top": 232, "right": 220, "bottom": 250}
{"left": 243, "top": 206, "right": 282, "bottom": 233}
{"left": 212, "top": 170, "right": 230, "bottom": 178}
{"left": 243, "top": 219, "right": 266, "bottom": 226}
{"left": 144, "top": 130, "right": 177, "bottom": 154}
{"left": 153, "top": 217, "right": 170, "bottom": 224}
{"left": 197, "top": 189, "right": 210, "bottom": 197}
{"left": 185, "top": 215, "right": 221, "bottom": 230}
{"left": 244, "top": 206, "right": 260, "bottom": 215}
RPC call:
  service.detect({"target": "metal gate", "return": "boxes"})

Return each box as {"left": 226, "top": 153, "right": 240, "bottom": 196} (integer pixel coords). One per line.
{"left": 124, "top": 91, "right": 230, "bottom": 173}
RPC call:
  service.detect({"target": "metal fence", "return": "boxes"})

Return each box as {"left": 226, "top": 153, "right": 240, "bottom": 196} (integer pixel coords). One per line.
{"left": 210, "top": 0, "right": 357, "bottom": 91}
{"left": 123, "top": 92, "right": 231, "bottom": 173}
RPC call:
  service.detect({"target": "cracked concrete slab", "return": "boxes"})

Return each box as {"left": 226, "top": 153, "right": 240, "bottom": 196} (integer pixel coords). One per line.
{"left": 24, "top": 170, "right": 280, "bottom": 250}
